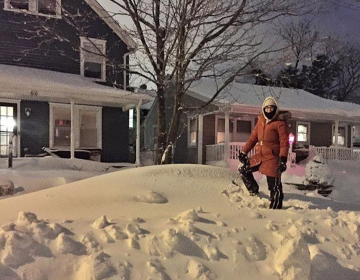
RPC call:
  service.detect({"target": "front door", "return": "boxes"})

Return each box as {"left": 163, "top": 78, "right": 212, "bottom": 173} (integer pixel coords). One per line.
{"left": 0, "top": 103, "right": 17, "bottom": 157}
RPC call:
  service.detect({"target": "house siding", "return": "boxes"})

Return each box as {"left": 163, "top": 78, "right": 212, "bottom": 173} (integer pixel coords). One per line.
{"left": 310, "top": 122, "right": 332, "bottom": 147}
{"left": 0, "top": 0, "right": 127, "bottom": 85}
{"left": 20, "top": 100, "right": 49, "bottom": 156}
{"left": 102, "top": 107, "right": 129, "bottom": 163}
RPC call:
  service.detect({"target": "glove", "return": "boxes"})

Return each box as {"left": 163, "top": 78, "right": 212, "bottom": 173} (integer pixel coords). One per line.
{"left": 238, "top": 151, "right": 249, "bottom": 166}
{"left": 277, "top": 156, "right": 287, "bottom": 173}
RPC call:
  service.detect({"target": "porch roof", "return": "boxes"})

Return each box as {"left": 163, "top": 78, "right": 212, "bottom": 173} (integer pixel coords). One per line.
{"left": 0, "top": 64, "right": 153, "bottom": 108}
{"left": 188, "top": 79, "right": 360, "bottom": 123}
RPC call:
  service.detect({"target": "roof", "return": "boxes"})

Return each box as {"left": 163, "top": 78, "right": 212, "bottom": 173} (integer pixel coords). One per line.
{"left": 188, "top": 79, "right": 360, "bottom": 123}
{"left": 84, "top": 0, "right": 136, "bottom": 50}
{"left": 0, "top": 64, "right": 153, "bottom": 108}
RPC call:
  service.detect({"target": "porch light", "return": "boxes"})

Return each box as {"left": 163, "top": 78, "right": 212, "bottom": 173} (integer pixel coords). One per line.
{"left": 289, "top": 133, "right": 295, "bottom": 144}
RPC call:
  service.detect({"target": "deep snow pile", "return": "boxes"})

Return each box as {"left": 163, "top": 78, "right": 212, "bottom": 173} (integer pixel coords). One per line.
{"left": 0, "top": 164, "right": 359, "bottom": 280}
{"left": 0, "top": 157, "right": 127, "bottom": 197}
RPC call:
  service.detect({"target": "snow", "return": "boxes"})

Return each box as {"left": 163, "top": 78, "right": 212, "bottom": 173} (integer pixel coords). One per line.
{"left": 0, "top": 64, "right": 152, "bottom": 106}
{"left": 189, "top": 80, "right": 360, "bottom": 119}
{"left": 0, "top": 159, "right": 360, "bottom": 279}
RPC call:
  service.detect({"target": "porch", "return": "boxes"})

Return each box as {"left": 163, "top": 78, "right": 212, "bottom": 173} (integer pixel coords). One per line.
{"left": 205, "top": 143, "right": 360, "bottom": 171}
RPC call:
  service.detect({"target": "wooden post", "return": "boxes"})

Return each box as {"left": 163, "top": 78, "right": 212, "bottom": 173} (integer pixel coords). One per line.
{"left": 198, "top": 114, "right": 204, "bottom": 164}
{"left": 224, "top": 112, "right": 230, "bottom": 167}
{"left": 70, "top": 99, "right": 75, "bottom": 160}
{"left": 334, "top": 120, "right": 339, "bottom": 160}
{"left": 135, "top": 100, "right": 142, "bottom": 166}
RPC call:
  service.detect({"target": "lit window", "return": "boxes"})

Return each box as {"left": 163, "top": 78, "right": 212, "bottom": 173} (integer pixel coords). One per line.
{"left": 297, "top": 123, "right": 309, "bottom": 143}
{"left": 129, "top": 109, "right": 134, "bottom": 129}
{"left": 332, "top": 126, "right": 346, "bottom": 146}
{"left": 217, "top": 118, "right": 234, "bottom": 143}
{"left": 189, "top": 118, "right": 197, "bottom": 145}
{"left": 4, "top": 0, "right": 61, "bottom": 17}
{"left": 0, "top": 105, "right": 16, "bottom": 157}
{"left": 53, "top": 107, "right": 71, "bottom": 147}
{"left": 50, "top": 104, "right": 102, "bottom": 149}
{"left": 80, "top": 37, "right": 106, "bottom": 81}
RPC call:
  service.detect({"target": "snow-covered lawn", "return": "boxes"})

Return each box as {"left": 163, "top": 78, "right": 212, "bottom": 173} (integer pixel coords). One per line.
{"left": 0, "top": 158, "right": 359, "bottom": 280}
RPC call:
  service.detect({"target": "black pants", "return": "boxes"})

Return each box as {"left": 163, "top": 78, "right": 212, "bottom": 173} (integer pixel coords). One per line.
{"left": 239, "top": 164, "right": 284, "bottom": 209}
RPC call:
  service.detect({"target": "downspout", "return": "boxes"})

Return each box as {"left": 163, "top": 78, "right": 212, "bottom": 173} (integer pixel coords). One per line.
{"left": 123, "top": 47, "right": 136, "bottom": 90}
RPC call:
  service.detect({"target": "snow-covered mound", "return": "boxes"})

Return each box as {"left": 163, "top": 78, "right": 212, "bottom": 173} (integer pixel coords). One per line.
{"left": 0, "top": 164, "right": 359, "bottom": 280}
{"left": 305, "top": 155, "right": 335, "bottom": 186}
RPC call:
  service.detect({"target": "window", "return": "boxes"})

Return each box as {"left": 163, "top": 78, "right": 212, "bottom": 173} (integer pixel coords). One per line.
{"left": 79, "top": 109, "right": 100, "bottom": 148}
{"left": 4, "top": 0, "right": 61, "bottom": 17}
{"left": 216, "top": 117, "right": 234, "bottom": 143}
{"left": 296, "top": 122, "right": 310, "bottom": 144}
{"left": 129, "top": 109, "right": 135, "bottom": 129}
{"left": 236, "top": 120, "right": 251, "bottom": 133}
{"left": 80, "top": 37, "right": 106, "bottom": 81}
{"left": 53, "top": 106, "right": 71, "bottom": 147}
{"left": 332, "top": 125, "right": 347, "bottom": 147}
{"left": 50, "top": 104, "right": 102, "bottom": 149}
{"left": 0, "top": 104, "right": 17, "bottom": 157}
{"left": 188, "top": 118, "right": 197, "bottom": 146}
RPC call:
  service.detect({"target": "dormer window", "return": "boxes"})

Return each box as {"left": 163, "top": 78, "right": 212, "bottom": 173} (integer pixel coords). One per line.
{"left": 4, "top": 0, "right": 61, "bottom": 17}
{"left": 80, "top": 37, "right": 106, "bottom": 82}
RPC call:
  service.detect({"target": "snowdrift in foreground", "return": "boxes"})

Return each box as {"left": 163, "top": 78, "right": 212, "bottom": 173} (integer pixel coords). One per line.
{"left": 0, "top": 164, "right": 359, "bottom": 280}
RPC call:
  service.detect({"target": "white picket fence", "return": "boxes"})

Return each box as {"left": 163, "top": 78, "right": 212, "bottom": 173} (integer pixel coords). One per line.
{"left": 310, "top": 146, "right": 360, "bottom": 161}
{"left": 206, "top": 143, "right": 360, "bottom": 165}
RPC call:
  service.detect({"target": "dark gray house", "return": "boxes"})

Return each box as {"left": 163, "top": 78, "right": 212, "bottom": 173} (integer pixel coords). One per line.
{"left": 0, "top": 0, "right": 152, "bottom": 163}
{"left": 143, "top": 80, "right": 360, "bottom": 169}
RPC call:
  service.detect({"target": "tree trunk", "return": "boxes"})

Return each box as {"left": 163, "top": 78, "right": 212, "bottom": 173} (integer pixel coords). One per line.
{"left": 156, "top": 87, "right": 167, "bottom": 164}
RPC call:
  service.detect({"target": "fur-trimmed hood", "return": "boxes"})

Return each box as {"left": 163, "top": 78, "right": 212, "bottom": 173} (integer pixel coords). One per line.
{"left": 275, "top": 110, "right": 291, "bottom": 121}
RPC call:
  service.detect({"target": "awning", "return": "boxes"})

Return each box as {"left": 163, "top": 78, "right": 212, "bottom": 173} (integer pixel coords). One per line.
{"left": 0, "top": 64, "right": 153, "bottom": 108}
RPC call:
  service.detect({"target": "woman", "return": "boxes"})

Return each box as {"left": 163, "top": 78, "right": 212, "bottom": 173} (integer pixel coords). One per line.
{"left": 238, "top": 96, "right": 290, "bottom": 209}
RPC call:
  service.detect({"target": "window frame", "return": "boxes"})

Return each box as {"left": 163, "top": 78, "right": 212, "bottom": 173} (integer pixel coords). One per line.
{"left": 80, "top": 37, "right": 107, "bottom": 82}
{"left": 0, "top": 99, "right": 21, "bottom": 158}
{"left": 49, "top": 103, "right": 102, "bottom": 150}
{"left": 188, "top": 117, "right": 197, "bottom": 147}
{"left": 296, "top": 121, "right": 311, "bottom": 145}
{"left": 4, "top": 0, "right": 62, "bottom": 19}
{"left": 332, "top": 124, "right": 348, "bottom": 147}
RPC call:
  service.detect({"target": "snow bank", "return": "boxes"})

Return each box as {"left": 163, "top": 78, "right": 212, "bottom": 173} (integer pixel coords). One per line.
{"left": 0, "top": 164, "right": 359, "bottom": 280}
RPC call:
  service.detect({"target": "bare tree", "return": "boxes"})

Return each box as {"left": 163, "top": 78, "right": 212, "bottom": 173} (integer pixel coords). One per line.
{"left": 106, "top": 0, "right": 316, "bottom": 164}
{"left": 279, "top": 20, "right": 319, "bottom": 68}
{"left": 19, "top": 0, "right": 316, "bottom": 164}
{"left": 331, "top": 46, "right": 360, "bottom": 101}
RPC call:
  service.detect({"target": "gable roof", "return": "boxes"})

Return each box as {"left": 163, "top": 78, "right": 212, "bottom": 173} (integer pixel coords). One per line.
{"left": 188, "top": 79, "right": 360, "bottom": 123}
{"left": 84, "top": 0, "right": 136, "bottom": 50}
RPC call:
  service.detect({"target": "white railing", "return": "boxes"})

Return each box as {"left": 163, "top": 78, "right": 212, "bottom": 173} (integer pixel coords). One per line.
{"left": 206, "top": 142, "right": 255, "bottom": 162}
{"left": 206, "top": 143, "right": 225, "bottom": 162}
{"left": 311, "top": 145, "right": 360, "bottom": 161}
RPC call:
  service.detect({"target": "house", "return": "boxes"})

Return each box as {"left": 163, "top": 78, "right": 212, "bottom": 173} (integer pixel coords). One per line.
{"left": 142, "top": 79, "right": 360, "bottom": 168}
{"left": 0, "top": 0, "right": 152, "bottom": 163}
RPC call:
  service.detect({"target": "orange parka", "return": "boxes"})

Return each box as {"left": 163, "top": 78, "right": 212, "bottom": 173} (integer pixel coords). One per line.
{"left": 241, "top": 111, "right": 290, "bottom": 178}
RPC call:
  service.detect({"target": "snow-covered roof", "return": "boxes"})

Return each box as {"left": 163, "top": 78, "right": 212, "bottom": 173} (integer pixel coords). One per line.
{"left": 189, "top": 79, "right": 360, "bottom": 122}
{"left": 0, "top": 64, "right": 153, "bottom": 108}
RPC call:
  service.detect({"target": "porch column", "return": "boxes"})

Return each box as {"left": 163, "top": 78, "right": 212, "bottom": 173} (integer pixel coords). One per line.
{"left": 198, "top": 114, "right": 204, "bottom": 164}
{"left": 350, "top": 126, "right": 354, "bottom": 148}
{"left": 135, "top": 100, "right": 142, "bottom": 166}
{"left": 70, "top": 99, "right": 75, "bottom": 159}
{"left": 334, "top": 120, "right": 339, "bottom": 160}
{"left": 224, "top": 112, "right": 230, "bottom": 167}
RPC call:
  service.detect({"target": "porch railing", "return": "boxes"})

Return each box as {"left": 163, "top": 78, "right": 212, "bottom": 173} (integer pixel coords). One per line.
{"left": 206, "top": 143, "right": 225, "bottom": 162}
{"left": 310, "top": 145, "right": 360, "bottom": 161}
{"left": 206, "top": 142, "right": 255, "bottom": 162}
